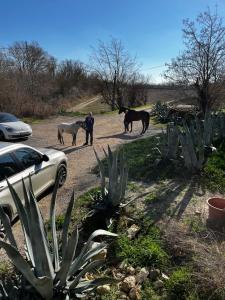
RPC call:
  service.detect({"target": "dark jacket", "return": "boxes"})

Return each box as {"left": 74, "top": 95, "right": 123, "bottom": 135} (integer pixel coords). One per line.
{"left": 85, "top": 116, "right": 94, "bottom": 131}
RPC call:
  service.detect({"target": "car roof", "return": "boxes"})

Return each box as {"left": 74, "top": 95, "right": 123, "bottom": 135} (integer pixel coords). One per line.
{"left": 0, "top": 142, "right": 28, "bottom": 153}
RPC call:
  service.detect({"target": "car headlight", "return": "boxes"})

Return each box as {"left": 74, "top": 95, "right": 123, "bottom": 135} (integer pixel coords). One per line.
{"left": 4, "top": 126, "right": 14, "bottom": 132}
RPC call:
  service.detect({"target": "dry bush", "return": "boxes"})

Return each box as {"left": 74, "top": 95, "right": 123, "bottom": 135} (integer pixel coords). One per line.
{"left": 163, "top": 221, "right": 225, "bottom": 297}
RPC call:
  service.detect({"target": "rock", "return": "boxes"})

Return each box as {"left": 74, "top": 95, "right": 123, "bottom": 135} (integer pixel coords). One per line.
{"left": 195, "top": 210, "right": 201, "bottom": 216}
{"left": 119, "top": 261, "right": 128, "bottom": 270}
{"left": 126, "top": 266, "right": 135, "bottom": 275}
{"left": 129, "top": 286, "right": 141, "bottom": 300}
{"left": 121, "top": 276, "right": 136, "bottom": 293}
{"left": 135, "top": 267, "right": 149, "bottom": 284}
{"left": 149, "top": 268, "right": 160, "bottom": 280}
{"left": 161, "top": 273, "right": 169, "bottom": 280}
{"left": 96, "top": 284, "right": 111, "bottom": 295}
{"left": 91, "top": 242, "right": 107, "bottom": 260}
{"left": 118, "top": 293, "right": 128, "bottom": 299}
{"left": 127, "top": 224, "right": 140, "bottom": 239}
{"left": 154, "top": 280, "right": 164, "bottom": 289}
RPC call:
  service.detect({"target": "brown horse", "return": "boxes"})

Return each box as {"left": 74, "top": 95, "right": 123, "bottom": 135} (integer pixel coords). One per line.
{"left": 118, "top": 106, "right": 150, "bottom": 134}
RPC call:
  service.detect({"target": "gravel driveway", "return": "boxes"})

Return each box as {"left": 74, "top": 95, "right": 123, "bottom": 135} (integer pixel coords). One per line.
{"left": 2, "top": 112, "right": 161, "bottom": 257}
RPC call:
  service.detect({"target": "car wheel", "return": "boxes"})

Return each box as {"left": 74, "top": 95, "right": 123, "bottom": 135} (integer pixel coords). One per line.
{"left": 0, "top": 130, "right": 5, "bottom": 141}
{"left": 57, "top": 164, "right": 67, "bottom": 187}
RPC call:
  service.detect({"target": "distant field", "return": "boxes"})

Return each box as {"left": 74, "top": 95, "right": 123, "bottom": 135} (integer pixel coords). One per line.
{"left": 146, "top": 87, "right": 197, "bottom": 105}
{"left": 66, "top": 87, "right": 225, "bottom": 116}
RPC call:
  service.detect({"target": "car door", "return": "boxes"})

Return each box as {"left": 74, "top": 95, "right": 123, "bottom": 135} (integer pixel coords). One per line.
{"left": 13, "top": 147, "right": 56, "bottom": 197}
{"left": 0, "top": 152, "right": 25, "bottom": 218}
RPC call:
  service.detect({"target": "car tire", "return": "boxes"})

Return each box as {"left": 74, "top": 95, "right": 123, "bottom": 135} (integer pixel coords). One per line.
{"left": 57, "top": 164, "right": 67, "bottom": 187}
{"left": 0, "top": 130, "right": 5, "bottom": 141}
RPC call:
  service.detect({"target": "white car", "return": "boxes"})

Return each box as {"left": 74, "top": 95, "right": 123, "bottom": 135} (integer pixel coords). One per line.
{"left": 0, "top": 113, "right": 32, "bottom": 140}
{"left": 0, "top": 142, "right": 67, "bottom": 221}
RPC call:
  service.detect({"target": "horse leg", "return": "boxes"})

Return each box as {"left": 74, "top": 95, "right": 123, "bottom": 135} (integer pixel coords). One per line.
{"left": 141, "top": 120, "right": 145, "bottom": 135}
{"left": 130, "top": 121, "right": 133, "bottom": 133}
{"left": 72, "top": 133, "right": 76, "bottom": 146}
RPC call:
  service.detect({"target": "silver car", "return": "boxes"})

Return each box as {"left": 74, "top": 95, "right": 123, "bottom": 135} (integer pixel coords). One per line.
{"left": 0, "top": 113, "right": 32, "bottom": 140}
{"left": 0, "top": 142, "right": 67, "bottom": 221}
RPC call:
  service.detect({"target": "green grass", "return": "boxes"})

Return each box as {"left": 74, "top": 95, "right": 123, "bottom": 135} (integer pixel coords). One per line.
{"left": 120, "top": 135, "right": 182, "bottom": 182}
{"left": 21, "top": 117, "right": 42, "bottom": 124}
{"left": 202, "top": 140, "right": 225, "bottom": 193}
{"left": 165, "top": 267, "right": 193, "bottom": 300}
{"left": 116, "top": 226, "right": 169, "bottom": 268}
{"left": 145, "top": 191, "right": 159, "bottom": 203}
{"left": 58, "top": 110, "right": 86, "bottom": 117}
{"left": 46, "top": 187, "right": 100, "bottom": 231}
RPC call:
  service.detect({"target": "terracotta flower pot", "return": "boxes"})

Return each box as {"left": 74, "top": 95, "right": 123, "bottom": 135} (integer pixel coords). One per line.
{"left": 207, "top": 197, "right": 225, "bottom": 223}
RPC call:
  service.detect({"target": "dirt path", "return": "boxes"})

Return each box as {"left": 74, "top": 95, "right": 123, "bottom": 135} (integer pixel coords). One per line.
{"left": 69, "top": 95, "right": 101, "bottom": 111}
{"left": 2, "top": 112, "right": 161, "bottom": 257}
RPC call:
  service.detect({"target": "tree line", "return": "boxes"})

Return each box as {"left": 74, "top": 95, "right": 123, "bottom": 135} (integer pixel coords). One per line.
{"left": 1, "top": 8, "right": 225, "bottom": 117}
{"left": 0, "top": 39, "right": 149, "bottom": 117}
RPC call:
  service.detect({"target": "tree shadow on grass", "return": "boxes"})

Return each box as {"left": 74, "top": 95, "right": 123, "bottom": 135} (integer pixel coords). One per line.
{"left": 143, "top": 178, "right": 206, "bottom": 225}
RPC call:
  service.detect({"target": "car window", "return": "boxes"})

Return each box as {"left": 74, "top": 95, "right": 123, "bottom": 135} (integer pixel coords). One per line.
{"left": 0, "top": 153, "right": 21, "bottom": 181}
{"left": 14, "top": 148, "right": 42, "bottom": 168}
{"left": 0, "top": 113, "right": 19, "bottom": 123}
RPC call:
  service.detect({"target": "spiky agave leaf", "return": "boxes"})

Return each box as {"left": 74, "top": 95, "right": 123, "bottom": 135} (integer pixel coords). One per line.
{"left": 50, "top": 176, "right": 60, "bottom": 272}
{"left": 68, "top": 230, "right": 117, "bottom": 277}
{"left": 94, "top": 148, "right": 106, "bottom": 197}
{"left": 56, "top": 226, "right": 79, "bottom": 286}
{"left": 61, "top": 189, "right": 75, "bottom": 259}
{"left": 73, "top": 278, "right": 118, "bottom": 297}
{"left": 0, "top": 241, "right": 53, "bottom": 299}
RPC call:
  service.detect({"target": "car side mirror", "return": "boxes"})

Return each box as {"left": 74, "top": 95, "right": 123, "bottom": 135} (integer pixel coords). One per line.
{"left": 42, "top": 154, "right": 49, "bottom": 162}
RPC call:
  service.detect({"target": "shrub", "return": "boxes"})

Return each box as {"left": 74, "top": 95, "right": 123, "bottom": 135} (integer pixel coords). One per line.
{"left": 165, "top": 267, "right": 192, "bottom": 300}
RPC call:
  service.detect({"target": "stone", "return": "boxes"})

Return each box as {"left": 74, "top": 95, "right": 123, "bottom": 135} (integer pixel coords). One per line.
{"left": 129, "top": 287, "right": 141, "bottom": 300}
{"left": 161, "top": 273, "right": 169, "bottom": 280}
{"left": 126, "top": 266, "right": 135, "bottom": 275}
{"left": 135, "top": 267, "right": 149, "bottom": 284}
{"left": 96, "top": 284, "right": 111, "bottom": 295}
{"left": 121, "top": 276, "right": 136, "bottom": 293}
{"left": 90, "top": 242, "right": 107, "bottom": 260}
{"left": 195, "top": 210, "right": 201, "bottom": 216}
{"left": 149, "top": 268, "right": 160, "bottom": 280}
{"left": 118, "top": 293, "right": 128, "bottom": 300}
{"left": 154, "top": 280, "right": 164, "bottom": 289}
{"left": 127, "top": 224, "right": 140, "bottom": 239}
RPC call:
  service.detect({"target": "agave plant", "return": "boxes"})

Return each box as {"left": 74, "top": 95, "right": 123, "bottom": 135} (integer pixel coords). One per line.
{"left": 94, "top": 145, "right": 128, "bottom": 209}
{"left": 0, "top": 177, "right": 117, "bottom": 299}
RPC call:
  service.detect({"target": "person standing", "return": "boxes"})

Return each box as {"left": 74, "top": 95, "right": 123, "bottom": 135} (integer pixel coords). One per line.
{"left": 83, "top": 112, "right": 94, "bottom": 145}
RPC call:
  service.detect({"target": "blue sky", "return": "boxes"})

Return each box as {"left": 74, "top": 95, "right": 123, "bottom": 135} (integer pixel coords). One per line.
{"left": 1, "top": 0, "right": 225, "bottom": 82}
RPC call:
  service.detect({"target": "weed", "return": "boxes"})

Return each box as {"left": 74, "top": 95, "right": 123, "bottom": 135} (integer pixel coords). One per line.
{"left": 202, "top": 141, "right": 225, "bottom": 193}
{"left": 0, "top": 261, "right": 13, "bottom": 278}
{"left": 145, "top": 191, "right": 158, "bottom": 203}
{"left": 165, "top": 267, "right": 193, "bottom": 300}
{"left": 184, "top": 216, "right": 206, "bottom": 233}
{"left": 141, "top": 281, "right": 162, "bottom": 300}
{"left": 127, "top": 182, "right": 142, "bottom": 192}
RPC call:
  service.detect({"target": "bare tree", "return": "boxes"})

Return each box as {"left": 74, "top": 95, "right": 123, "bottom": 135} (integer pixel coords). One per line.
{"left": 56, "top": 60, "right": 86, "bottom": 96}
{"left": 165, "top": 9, "right": 225, "bottom": 114}
{"left": 9, "top": 41, "right": 56, "bottom": 99}
{"left": 90, "top": 38, "right": 138, "bottom": 110}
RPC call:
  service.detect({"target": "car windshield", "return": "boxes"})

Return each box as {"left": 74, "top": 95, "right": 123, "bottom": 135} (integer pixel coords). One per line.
{"left": 0, "top": 113, "right": 19, "bottom": 123}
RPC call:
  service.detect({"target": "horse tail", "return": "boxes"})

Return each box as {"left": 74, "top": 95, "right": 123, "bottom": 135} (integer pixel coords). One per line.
{"left": 58, "top": 128, "right": 61, "bottom": 142}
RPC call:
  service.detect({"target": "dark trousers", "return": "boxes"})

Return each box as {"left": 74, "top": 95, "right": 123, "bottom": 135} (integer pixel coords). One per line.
{"left": 86, "top": 129, "right": 93, "bottom": 145}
